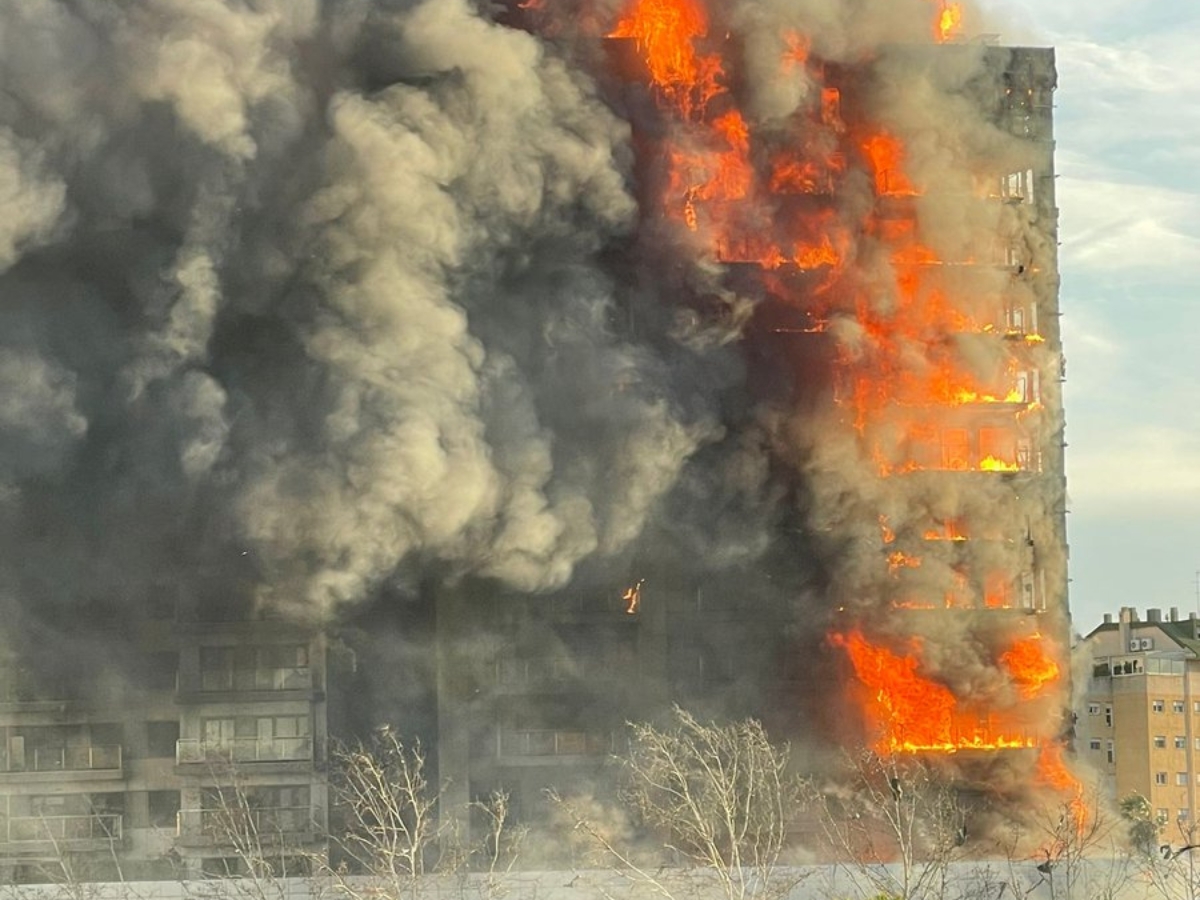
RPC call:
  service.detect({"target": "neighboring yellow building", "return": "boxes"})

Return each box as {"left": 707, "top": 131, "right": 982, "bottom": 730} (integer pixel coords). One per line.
{"left": 1079, "top": 606, "right": 1200, "bottom": 829}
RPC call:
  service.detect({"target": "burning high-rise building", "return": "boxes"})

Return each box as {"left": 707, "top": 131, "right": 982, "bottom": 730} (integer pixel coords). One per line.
{"left": 0, "top": 0, "right": 1072, "bottom": 880}
{"left": 433, "top": 0, "right": 1074, "bottom": 830}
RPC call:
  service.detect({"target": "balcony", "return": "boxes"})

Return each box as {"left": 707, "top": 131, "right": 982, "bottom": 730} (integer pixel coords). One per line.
{"left": 0, "top": 745, "right": 122, "bottom": 776}
{"left": 496, "top": 657, "right": 581, "bottom": 690}
{"left": 176, "top": 736, "right": 313, "bottom": 766}
{"left": 497, "top": 729, "right": 617, "bottom": 761}
{"left": 4, "top": 814, "right": 122, "bottom": 848}
{"left": 200, "top": 666, "right": 312, "bottom": 693}
{"left": 176, "top": 807, "right": 322, "bottom": 846}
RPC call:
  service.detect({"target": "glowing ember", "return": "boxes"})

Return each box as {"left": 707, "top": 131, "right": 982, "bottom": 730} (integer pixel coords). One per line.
{"left": 887, "top": 551, "right": 922, "bottom": 576}
{"left": 879, "top": 515, "right": 896, "bottom": 544}
{"left": 1002, "top": 635, "right": 1060, "bottom": 698}
{"left": 622, "top": 578, "right": 644, "bottom": 615}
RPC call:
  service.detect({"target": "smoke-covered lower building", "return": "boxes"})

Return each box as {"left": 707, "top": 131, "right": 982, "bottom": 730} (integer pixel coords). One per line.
{"left": 0, "top": 601, "right": 329, "bottom": 882}
{"left": 1078, "top": 607, "right": 1200, "bottom": 827}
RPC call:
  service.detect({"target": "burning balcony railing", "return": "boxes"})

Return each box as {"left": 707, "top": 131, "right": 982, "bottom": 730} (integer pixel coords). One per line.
{"left": 176, "top": 736, "right": 313, "bottom": 765}
{"left": 497, "top": 729, "right": 618, "bottom": 759}
{"left": 177, "top": 806, "right": 322, "bottom": 842}
{"left": 5, "top": 814, "right": 122, "bottom": 845}
{"left": 0, "top": 745, "right": 122, "bottom": 773}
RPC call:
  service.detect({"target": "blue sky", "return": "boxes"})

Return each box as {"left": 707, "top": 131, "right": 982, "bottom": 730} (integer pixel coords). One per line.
{"left": 980, "top": 0, "right": 1200, "bottom": 633}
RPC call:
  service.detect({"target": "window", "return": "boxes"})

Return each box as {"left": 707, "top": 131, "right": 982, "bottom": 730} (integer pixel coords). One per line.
{"left": 1177, "top": 736, "right": 1188, "bottom": 749}
{"left": 1156, "top": 736, "right": 1168, "bottom": 749}
{"left": 1156, "top": 772, "right": 1169, "bottom": 785}
{"left": 1194, "top": 701, "right": 1200, "bottom": 713}
{"left": 1180, "top": 773, "right": 1190, "bottom": 786}
{"left": 1154, "top": 700, "right": 1166, "bottom": 713}
{"left": 1194, "top": 738, "right": 1200, "bottom": 751}
{"left": 1175, "top": 701, "right": 1187, "bottom": 713}
{"left": 145, "top": 652, "right": 178, "bottom": 691}
{"left": 1159, "top": 809, "right": 1170, "bottom": 825}
{"left": 200, "top": 647, "right": 234, "bottom": 691}
{"left": 200, "top": 644, "right": 311, "bottom": 692}
{"left": 1105, "top": 706, "right": 1113, "bottom": 726}
{"left": 1088, "top": 703, "right": 1100, "bottom": 715}
{"left": 148, "top": 790, "right": 180, "bottom": 828}
{"left": 1107, "top": 741, "right": 1115, "bottom": 764}
{"left": 203, "top": 717, "right": 235, "bottom": 748}
{"left": 1089, "top": 739, "right": 1101, "bottom": 751}
{"left": 1182, "top": 810, "right": 1191, "bottom": 822}
{"left": 146, "top": 721, "right": 179, "bottom": 758}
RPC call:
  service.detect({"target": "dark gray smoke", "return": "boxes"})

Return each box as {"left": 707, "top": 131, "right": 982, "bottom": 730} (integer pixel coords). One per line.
{"left": 0, "top": 0, "right": 755, "bottom": 632}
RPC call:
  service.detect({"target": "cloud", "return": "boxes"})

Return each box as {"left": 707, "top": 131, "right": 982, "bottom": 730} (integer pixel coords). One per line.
{"left": 1058, "top": 173, "right": 1200, "bottom": 276}
{"left": 1068, "top": 424, "right": 1200, "bottom": 507}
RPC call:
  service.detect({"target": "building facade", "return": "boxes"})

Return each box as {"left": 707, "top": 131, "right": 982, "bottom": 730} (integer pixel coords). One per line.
{"left": 0, "top": 604, "right": 329, "bottom": 883}
{"left": 435, "top": 34, "right": 1070, "bottom": 823}
{"left": 1079, "top": 606, "right": 1200, "bottom": 829}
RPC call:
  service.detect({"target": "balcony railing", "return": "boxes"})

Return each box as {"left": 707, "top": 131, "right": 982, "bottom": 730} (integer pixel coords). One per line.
{"left": 176, "top": 736, "right": 313, "bottom": 765}
{"left": 497, "top": 729, "right": 616, "bottom": 759}
{"left": 496, "top": 657, "right": 579, "bottom": 688}
{"left": 177, "top": 807, "right": 321, "bottom": 840}
{"left": 0, "top": 745, "right": 122, "bottom": 773}
{"left": 199, "top": 667, "right": 312, "bottom": 692}
{"left": 5, "top": 814, "right": 122, "bottom": 844}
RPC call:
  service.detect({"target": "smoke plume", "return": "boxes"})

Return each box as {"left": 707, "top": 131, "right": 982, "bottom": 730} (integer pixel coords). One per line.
{"left": 0, "top": 0, "right": 1071, "bottom": 817}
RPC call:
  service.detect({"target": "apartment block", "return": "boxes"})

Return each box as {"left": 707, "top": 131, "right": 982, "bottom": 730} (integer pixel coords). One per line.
{"left": 1079, "top": 606, "right": 1200, "bottom": 827}
{"left": 0, "top": 603, "right": 329, "bottom": 883}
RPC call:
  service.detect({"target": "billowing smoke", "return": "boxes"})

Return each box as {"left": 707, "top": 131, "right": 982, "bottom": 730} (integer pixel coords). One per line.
{"left": 0, "top": 0, "right": 735, "bottom": 631}
{"left": 0, "top": 0, "right": 1070, "bottom": 809}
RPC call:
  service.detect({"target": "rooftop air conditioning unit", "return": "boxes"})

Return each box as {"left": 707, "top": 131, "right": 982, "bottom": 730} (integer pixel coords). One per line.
{"left": 1129, "top": 640, "right": 1140, "bottom": 652}
{"left": 1140, "top": 638, "right": 1154, "bottom": 650}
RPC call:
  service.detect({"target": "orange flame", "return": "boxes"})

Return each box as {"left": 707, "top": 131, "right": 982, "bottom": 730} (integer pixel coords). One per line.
{"left": 936, "top": 2, "right": 964, "bottom": 43}
{"left": 1002, "top": 635, "right": 1061, "bottom": 698}
{"left": 887, "top": 551, "right": 922, "bottom": 576}
{"left": 622, "top": 579, "right": 644, "bottom": 615}
{"left": 979, "top": 455, "right": 1020, "bottom": 472}
{"left": 831, "top": 630, "right": 1036, "bottom": 755}
{"left": 610, "top": 0, "right": 723, "bottom": 117}
{"left": 879, "top": 515, "right": 896, "bottom": 545}
{"left": 1036, "top": 743, "right": 1090, "bottom": 837}
{"left": 861, "top": 131, "right": 917, "bottom": 196}
{"left": 923, "top": 519, "right": 967, "bottom": 542}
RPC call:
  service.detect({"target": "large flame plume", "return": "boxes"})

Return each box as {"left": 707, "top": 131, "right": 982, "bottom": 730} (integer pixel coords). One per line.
{"left": 582, "top": 0, "right": 1076, "bottom": 819}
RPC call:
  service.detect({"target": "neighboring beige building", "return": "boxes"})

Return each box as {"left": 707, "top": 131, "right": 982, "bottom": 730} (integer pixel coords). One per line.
{"left": 1079, "top": 606, "right": 1200, "bottom": 828}
{"left": 0, "top": 597, "right": 329, "bottom": 883}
